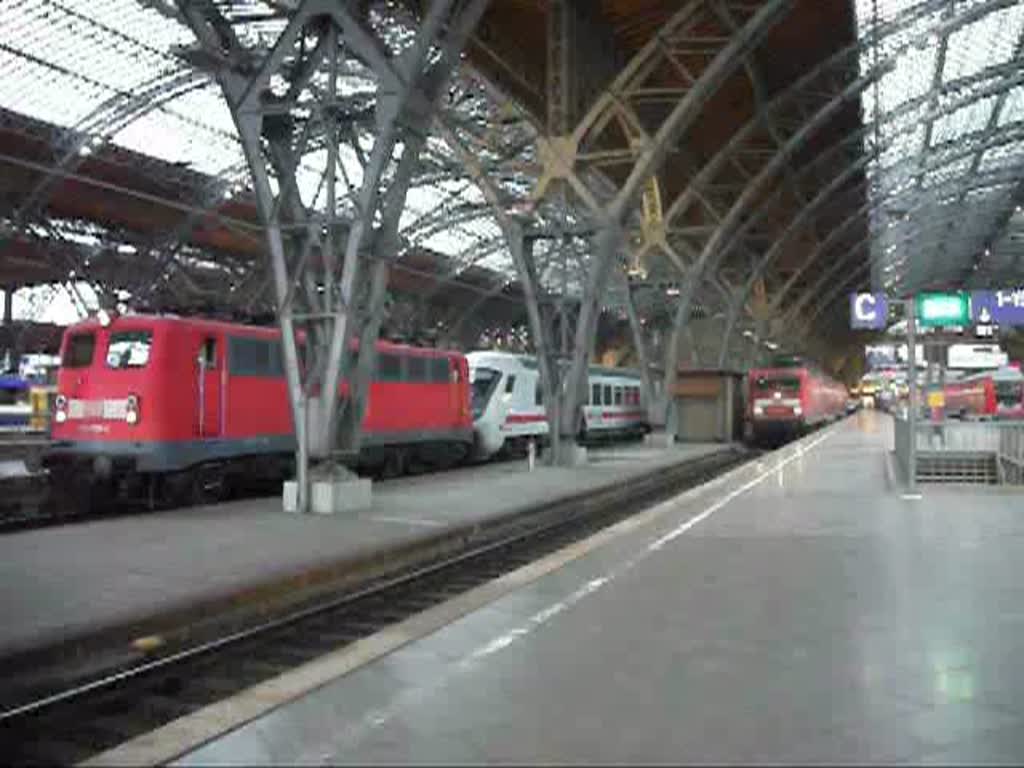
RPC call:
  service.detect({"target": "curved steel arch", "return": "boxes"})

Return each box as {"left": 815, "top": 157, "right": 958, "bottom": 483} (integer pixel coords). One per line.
{"left": 655, "top": 65, "right": 882, "bottom": 418}
{"left": 9, "top": 66, "right": 209, "bottom": 243}
{"left": 436, "top": 0, "right": 796, "bottom": 449}
{"left": 778, "top": 164, "right": 1024, "bottom": 341}
{"left": 642, "top": 1, "right": 1024, "bottom": 348}
{"left": 697, "top": 51, "right": 1024, "bottom": 364}
{"left": 651, "top": 0, "right": 1017, "bottom": 255}
{"left": 714, "top": 113, "right": 1024, "bottom": 361}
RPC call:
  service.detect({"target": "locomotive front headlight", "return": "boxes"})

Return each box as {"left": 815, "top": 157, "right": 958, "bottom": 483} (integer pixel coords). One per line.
{"left": 54, "top": 394, "right": 68, "bottom": 424}
{"left": 793, "top": 405, "right": 803, "bottom": 416}
{"left": 753, "top": 403, "right": 764, "bottom": 416}
{"left": 125, "top": 394, "right": 141, "bottom": 425}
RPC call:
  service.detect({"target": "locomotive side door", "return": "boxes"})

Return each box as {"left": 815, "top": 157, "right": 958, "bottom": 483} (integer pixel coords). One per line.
{"left": 198, "top": 336, "right": 222, "bottom": 437}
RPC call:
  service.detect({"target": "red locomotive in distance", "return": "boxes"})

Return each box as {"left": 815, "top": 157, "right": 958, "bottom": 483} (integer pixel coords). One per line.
{"left": 942, "top": 365, "right": 1024, "bottom": 420}
{"left": 747, "top": 355, "right": 849, "bottom": 445}
{"left": 43, "top": 314, "right": 473, "bottom": 509}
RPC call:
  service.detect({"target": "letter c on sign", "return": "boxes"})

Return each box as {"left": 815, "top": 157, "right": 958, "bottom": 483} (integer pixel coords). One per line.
{"left": 855, "top": 293, "right": 877, "bottom": 322}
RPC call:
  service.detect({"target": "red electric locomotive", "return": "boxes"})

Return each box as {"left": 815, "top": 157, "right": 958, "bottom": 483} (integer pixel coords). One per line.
{"left": 747, "top": 355, "right": 848, "bottom": 445}
{"left": 44, "top": 314, "right": 473, "bottom": 507}
{"left": 943, "top": 365, "right": 1024, "bottom": 420}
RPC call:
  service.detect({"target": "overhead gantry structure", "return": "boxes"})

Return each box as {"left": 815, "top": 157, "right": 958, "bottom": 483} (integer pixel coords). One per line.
{"left": 4, "top": 0, "right": 1024, "bottom": 509}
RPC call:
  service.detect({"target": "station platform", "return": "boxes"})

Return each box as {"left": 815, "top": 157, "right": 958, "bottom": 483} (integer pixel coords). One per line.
{"left": 156, "top": 411, "right": 1024, "bottom": 765}
{"left": 0, "top": 440, "right": 730, "bottom": 675}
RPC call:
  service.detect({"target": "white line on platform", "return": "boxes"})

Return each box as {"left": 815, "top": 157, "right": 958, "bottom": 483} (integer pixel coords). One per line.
{"left": 306, "top": 428, "right": 839, "bottom": 752}
{"left": 370, "top": 515, "right": 447, "bottom": 528}
{"left": 91, "top": 424, "right": 839, "bottom": 767}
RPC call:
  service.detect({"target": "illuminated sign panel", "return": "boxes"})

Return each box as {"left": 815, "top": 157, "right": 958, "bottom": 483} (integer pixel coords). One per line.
{"left": 849, "top": 292, "right": 888, "bottom": 330}
{"left": 915, "top": 292, "right": 970, "bottom": 327}
{"left": 947, "top": 343, "right": 1009, "bottom": 370}
{"left": 970, "top": 289, "right": 1024, "bottom": 326}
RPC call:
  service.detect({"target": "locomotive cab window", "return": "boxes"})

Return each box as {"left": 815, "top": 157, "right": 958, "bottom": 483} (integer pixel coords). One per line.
{"left": 106, "top": 331, "right": 153, "bottom": 369}
{"left": 592, "top": 383, "right": 601, "bottom": 405}
{"left": 614, "top": 387, "right": 623, "bottom": 405}
{"left": 63, "top": 332, "right": 96, "bottom": 368}
{"left": 603, "top": 384, "right": 612, "bottom": 404}
{"left": 536, "top": 381, "right": 544, "bottom": 406}
{"left": 505, "top": 375, "right": 517, "bottom": 394}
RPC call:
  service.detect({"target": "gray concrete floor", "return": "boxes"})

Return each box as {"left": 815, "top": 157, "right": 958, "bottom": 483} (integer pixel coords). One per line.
{"left": 0, "top": 441, "right": 723, "bottom": 658}
{"left": 180, "top": 411, "right": 1024, "bottom": 766}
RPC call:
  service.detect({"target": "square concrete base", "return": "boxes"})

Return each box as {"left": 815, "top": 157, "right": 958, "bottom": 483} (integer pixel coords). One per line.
{"left": 553, "top": 442, "right": 588, "bottom": 467}
{"left": 283, "top": 477, "right": 372, "bottom": 515}
{"left": 645, "top": 432, "right": 675, "bottom": 449}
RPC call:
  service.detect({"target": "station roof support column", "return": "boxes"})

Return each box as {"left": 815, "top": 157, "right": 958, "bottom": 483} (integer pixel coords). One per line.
{"left": 175, "top": 0, "right": 488, "bottom": 512}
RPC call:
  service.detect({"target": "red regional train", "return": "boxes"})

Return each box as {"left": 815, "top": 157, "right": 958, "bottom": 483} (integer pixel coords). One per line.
{"left": 747, "top": 355, "right": 849, "bottom": 445}
{"left": 43, "top": 314, "right": 473, "bottom": 508}
{"left": 943, "top": 365, "right": 1024, "bottom": 420}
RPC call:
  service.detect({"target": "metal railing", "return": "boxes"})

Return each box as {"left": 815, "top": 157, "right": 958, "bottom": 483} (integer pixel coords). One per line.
{"left": 893, "top": 416, "right": 1024, "bottom": 485}
{"left": 893, "top": 413, "right": 912, "bottom": 479}
{"left": 1000, "top": 425, "right": 1024, "bottom": 484}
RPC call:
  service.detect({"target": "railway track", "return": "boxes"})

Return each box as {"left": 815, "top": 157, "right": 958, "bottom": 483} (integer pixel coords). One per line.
{"left": 0, "top": 447, "right": 754, "bottom": 766}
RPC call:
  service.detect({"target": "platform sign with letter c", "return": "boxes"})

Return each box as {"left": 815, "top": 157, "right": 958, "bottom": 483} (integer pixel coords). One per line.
{"left": 850, "top": 292, "right": 889, "bottom": 330}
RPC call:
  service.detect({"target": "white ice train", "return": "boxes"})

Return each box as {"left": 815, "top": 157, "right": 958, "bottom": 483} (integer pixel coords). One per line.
{"left": 468, "top": 350, "right": 650, "bottom": 459}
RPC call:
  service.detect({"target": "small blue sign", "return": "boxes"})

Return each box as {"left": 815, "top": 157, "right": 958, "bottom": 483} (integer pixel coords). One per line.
{"left": 970, "top": 289, "right": 1024, "bottom": 326}
{"left": 850, "top": 292, "right": 889, "bottom": 330}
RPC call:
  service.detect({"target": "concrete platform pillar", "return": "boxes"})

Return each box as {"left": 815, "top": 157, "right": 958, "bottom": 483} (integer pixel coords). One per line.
{"left": 283, "top": 466, "right": 371, "bottom": 515}
{"left": 645, "top": 431, "right": 675, "bottom": 449}
{"left": 553, "top": 441, "right": 588, "bottom": 467}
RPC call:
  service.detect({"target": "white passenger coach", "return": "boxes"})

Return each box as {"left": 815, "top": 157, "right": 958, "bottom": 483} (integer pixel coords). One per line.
{"left": 468, "top": 351, "right": 649, "bottom": 460}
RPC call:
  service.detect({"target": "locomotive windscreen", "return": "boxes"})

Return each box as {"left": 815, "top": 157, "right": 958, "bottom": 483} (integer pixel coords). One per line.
{"left": 754, "top": 375, "right": 801, "bottom": 394}
{"left": 63, "top": 332, "right": 96, "bottom": 368}
{"left": 106, "top": 331, "right": 153, "bottom": 369}
{"left": 470, "top": 367, "right": 501, "bottom": 419}
{"left": 996, "top": 380, "right": 1023, "bottom": 408}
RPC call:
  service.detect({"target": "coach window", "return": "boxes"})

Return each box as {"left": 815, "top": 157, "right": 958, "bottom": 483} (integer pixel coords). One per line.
{"left": 430, "top": 357, "right": 450, "bottom": 383}
{"left": 63, "top": 332, "right": 96, "bottom": 368}
{"left": 535, "top": 381, "right": 544, "bottom": 406}
{"left": 376, "top": 353, "right": 402, "bottom": 382}
{"left": 614, "top": 386, "right": 623, "bottom": 405}
{"left": 407, "top": 355, "right": 428, "bottom": 383}
{"left": 107, "top": 331, "right": 153, "bottom": 369}
{"left": 229, "top": 337, "right": 271, "bottom": 377}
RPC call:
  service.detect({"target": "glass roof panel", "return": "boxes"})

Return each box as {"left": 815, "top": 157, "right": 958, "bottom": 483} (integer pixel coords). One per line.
{"left": 922, "top": 156, "right": 973, "bottom": 187}
{"left": 979, "top": 140, "right": 1024, "bottom": 173}
{"left": 942, "top": 4, "right": 1024, "bottom": 83}
{"left": 0, "top": 0, "right": 526, "bottom": 310}
{"left": 857, "top": 0, "right": 1024, "bottom": 291}
{"left": 930, "top": 95, "right": 996, "bottom": 145}
{"left": 110, "top": 85, "right": 244, "bottom": 176}
{"left": 999, "top": 85, "right": 1024, "bottom": 125}
{"left": 0, "top": 46, "right": 109, "bottom": 126}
